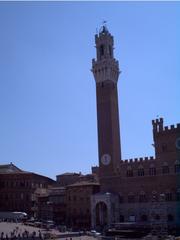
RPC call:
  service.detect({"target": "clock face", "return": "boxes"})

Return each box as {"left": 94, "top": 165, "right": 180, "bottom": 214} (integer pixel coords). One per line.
{"left": 176, "top": 138, "right": 180, "bottom": 150}
{"left": 101, "top": 154, "right": 111, "bottom": 165}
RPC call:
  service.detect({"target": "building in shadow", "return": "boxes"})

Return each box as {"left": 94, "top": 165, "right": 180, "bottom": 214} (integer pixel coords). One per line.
{"left": 0, "top": 163, "right": 55, "bottom": 218}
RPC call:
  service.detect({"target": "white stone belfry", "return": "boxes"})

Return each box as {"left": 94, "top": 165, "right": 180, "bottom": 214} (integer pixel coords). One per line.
{"left": 92, "top": 25, "right": 120, "bottom": 84}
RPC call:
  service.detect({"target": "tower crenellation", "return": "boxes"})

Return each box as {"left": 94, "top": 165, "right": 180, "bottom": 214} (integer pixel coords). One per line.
{"left": 95, "top": 26, "right": 114, "bottom": 60}
{"left": 152, "top": 118, "right": 164, "bottom": 133}
{"left": 152, "top": 118, "right": 180, "bottom": 134}
{"left": 152, "top": 118, "right": 180, "bottom": 160}
{"left": 92, "top": 26, "right": 120, "bottom": 84}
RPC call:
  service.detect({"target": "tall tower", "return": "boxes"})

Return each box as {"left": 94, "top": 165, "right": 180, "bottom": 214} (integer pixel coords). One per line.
{"left": 92, "top": 25, "right": 121, "bottom": 177}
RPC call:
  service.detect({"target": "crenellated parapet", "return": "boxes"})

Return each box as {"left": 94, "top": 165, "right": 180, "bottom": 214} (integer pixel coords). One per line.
{"left": 152, "top": 118, "right": 180, "bottom": 135}
{"left": 163, "top": 124, "right": 180, "bottom": 131}
{"left": 152, "top": 118, "right": 164, "bottom": 133}
{"left": 120, "top": 156, "right": 155, "bottom": 165}
{"left": 116, "top": 156, "right": 157, "bottom": 177}
{"left": 151, "top": 118, "right": 180, "bottom": 160}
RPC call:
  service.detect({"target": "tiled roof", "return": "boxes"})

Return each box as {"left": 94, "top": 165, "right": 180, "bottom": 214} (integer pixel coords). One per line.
{"left": 57, "top": 172, "right": 81, "bottom": 176}
{"left": 0, "top": 163, "right": 24, "bottom": 174}
{"left": 67, "top": 181, "right": 100, "bottom": 187}
{"left": 0, "top": 163, "right": 55, "bottom": 183}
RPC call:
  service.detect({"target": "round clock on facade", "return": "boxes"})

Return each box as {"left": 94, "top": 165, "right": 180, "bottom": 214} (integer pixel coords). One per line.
{"left": 101, "top": 154, "right": 111, "bottom": 165}
{"left": 176, "top": 138, "right": 180, "bottom": 150}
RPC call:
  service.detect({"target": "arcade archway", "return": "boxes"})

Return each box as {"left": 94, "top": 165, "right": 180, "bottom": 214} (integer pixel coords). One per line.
{"left": 95, "top": 201, "right": 108, "bottom": 227}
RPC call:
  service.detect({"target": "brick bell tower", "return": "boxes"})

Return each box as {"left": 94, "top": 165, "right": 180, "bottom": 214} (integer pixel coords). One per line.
{"left": 92, "top": 25, "right": 121, "bottom": 177}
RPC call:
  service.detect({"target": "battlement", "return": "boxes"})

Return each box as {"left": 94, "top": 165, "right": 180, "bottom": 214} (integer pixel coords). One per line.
{"left": 152, "top": 118, "right": 180, "bottom": 134}
{"left": 162, "top": 124, "right": 180, "bottom": 131}
{"left": 152, "top": 118, "right": 163, "bottom": 125}
{"left": 120, "top": 156, "right": 155, "bottom": 164}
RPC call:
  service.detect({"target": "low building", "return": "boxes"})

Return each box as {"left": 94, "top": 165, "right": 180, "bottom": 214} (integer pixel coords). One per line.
{"left": 66, "top": 181, "right": 100, "bottom": 230}
{"left": 37, "top": 187, "right": 66, "bottom": 224}
{"left": 0, "top": 163, "right": 55, "bottom": 218}
{"left": 56, "top": 172, "right": 81, "bottom": 187}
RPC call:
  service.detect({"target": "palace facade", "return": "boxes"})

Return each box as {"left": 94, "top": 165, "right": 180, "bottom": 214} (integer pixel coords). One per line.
{"left": 91, "top": 25, "right": 180, "bottom": 232}
{"left": 0, "top": 163, "right": 55, "bottom": 217}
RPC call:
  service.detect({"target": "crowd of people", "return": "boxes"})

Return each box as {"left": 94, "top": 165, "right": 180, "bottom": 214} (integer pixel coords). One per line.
{"left": 0, "top": 227, "right": 43, "bottom": 240}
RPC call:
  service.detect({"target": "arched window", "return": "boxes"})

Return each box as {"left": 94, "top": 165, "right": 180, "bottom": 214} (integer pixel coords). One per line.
{"left": 127, "top": 170, "right": 133, "bottom": 177}
{"left": 100, "top": 45, "right": 104, "bottom": 57}
{"left": 165, "top": 192, "right": 172, "bottom": 201}
{"left": 162, "top": 162, "right": 169, "bottom": 174}
{"left": 149, "top": 164, "right": 156, "bottom": 176}
{"left": 138, "top": 165, "right": 144, "bottom": 176}
{"left": 126, "top": 166, "right": 133, "bottom": 177}
{"left": 139, "top": 191, "right": 147, "bottom": 202}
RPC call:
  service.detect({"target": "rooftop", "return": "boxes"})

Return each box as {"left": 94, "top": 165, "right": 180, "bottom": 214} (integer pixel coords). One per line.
{"left": 0, "top": 163, "right": 55, "bottom": 182}
{"left": 67, "top": 181, "right": 100, "bottom": 188}
{"left": 56, "top": 172, "right": 81, "bottom": 177}
{"left": 0, "top": 163, "right": 24, "bottom": 174}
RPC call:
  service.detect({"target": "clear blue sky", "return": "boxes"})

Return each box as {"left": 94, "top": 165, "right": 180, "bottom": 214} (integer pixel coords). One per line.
{"left": 0, "top": 2, "right": 179, "bottom": 180}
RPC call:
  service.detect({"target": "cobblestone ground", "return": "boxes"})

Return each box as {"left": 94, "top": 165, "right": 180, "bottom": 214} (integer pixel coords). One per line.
{"left": 3, "top": 222, "right": 172, "bottom": 240}
{"left": 0, "top": 222, "right": 97, "bottom": 240}
{"left": 0, "top": 222, "right": 45, "bottom": 237}
{"left": 0, "top": 222, "right": 42, "bottom": 234}
{"left": 60, "top": 237, "right": 98, "bottom": 240}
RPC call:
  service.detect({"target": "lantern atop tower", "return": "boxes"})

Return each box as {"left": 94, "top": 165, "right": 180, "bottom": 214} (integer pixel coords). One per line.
{"left": 92, "top": 25, "right": 120, "bottom": 84}
{"left": 95, "top": 24, "right": 114, "bottom": 61}
{"left": 99, "top": 24, "right": 109, "bottom": 34}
